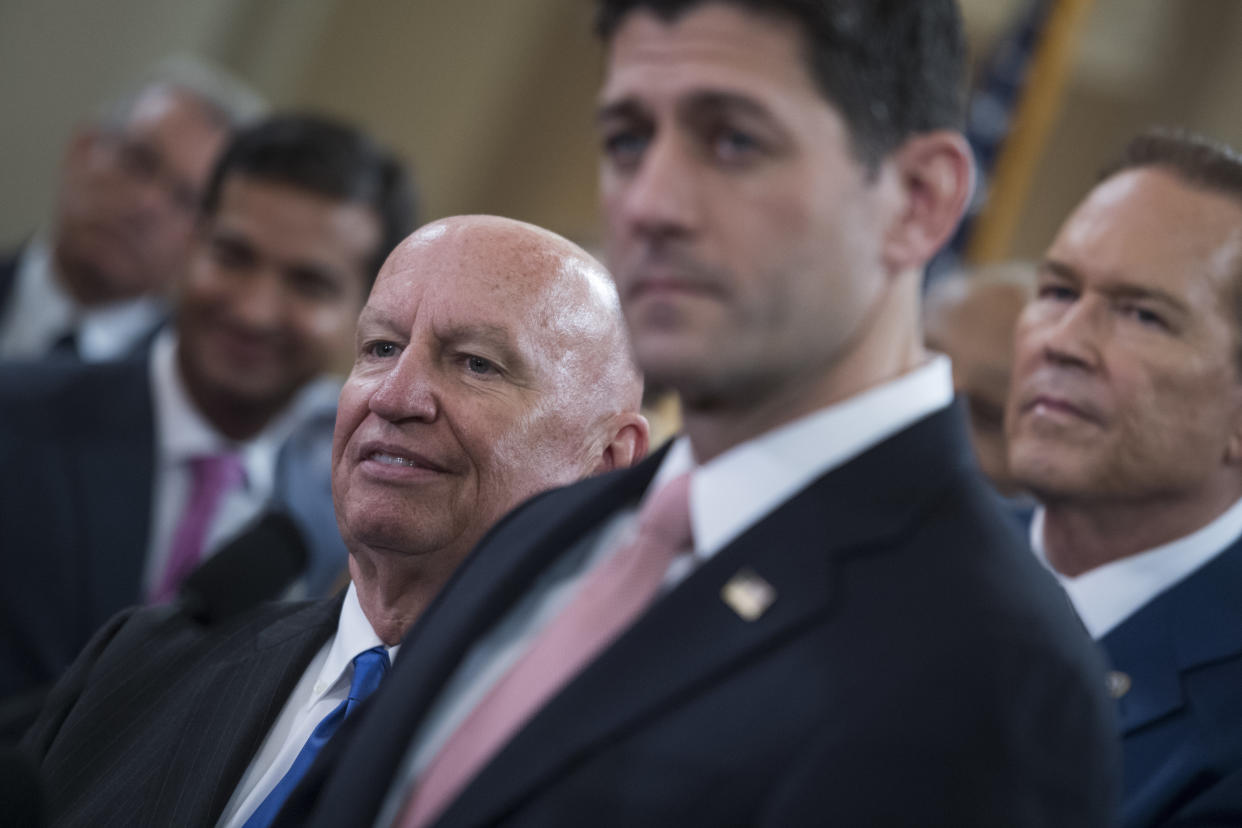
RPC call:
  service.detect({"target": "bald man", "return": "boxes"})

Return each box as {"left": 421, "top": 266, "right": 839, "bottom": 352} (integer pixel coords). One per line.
{"left": 22, "top": 215, "right": 649, "bottom": 828}
{"left": 924, "top": 264, "right": 1035, "bottom": 495}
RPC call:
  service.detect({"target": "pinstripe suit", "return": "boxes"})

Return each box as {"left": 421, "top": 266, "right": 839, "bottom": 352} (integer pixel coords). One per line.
{"left": 22, "top": 596, "right": 341, "bottom": 828}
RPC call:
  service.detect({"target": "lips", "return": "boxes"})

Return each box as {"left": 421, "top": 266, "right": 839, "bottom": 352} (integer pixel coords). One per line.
{"left": 356, "top": 440, "right": 450, "bottom": 474}
{"left": 1020, "top": 393, "right": 1104, "bottom": 426}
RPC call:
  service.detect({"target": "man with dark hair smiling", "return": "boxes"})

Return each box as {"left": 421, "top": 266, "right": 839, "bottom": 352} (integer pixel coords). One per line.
{"left": 276, "top": 3, "right": 1118, "bottom": 826}
{"left": 1008, "top": 128, "right": 1242, "bottom": 827}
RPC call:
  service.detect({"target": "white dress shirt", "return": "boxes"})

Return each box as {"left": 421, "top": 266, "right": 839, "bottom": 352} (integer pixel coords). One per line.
{"left": 144, "top": 329, "right": 341, "bottom": 596}
{"left": 1030, "top": 495, "right": 1242, "bottom": 639}
{"left": 0, "top": 238, "right": 164, "bottom": 361}
{"left": 217, "top": 584, "right": 400, "bottom": 828}
{"left": 376, "top": 356, "right": 955, "bottom": 825}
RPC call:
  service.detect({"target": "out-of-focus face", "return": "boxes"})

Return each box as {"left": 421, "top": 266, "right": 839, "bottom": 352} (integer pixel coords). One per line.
{"left": 332, "top": 217, "right": 628, "bottom": 567}
{"left": 925, "top": 276, "right": 1030, "bottom": 494}
{"left": 1007, "top": 168, "right": 1242, "bottom": 505}
{"left": 598, "top": 4, "right": 898, "bottom": 409}
{"left": 177, "top": 176, "right": 378, "bottom": 418}
{"left": 53, "top": 86, "right": 228, "bottom": 304}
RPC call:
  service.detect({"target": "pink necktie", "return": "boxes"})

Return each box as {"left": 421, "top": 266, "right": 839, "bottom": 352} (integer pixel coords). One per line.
{"left": 150, "top": 453, "right": 246, "bottom": 603}
{"left": 397, "top": 471, "right": 694, "bottom": 828}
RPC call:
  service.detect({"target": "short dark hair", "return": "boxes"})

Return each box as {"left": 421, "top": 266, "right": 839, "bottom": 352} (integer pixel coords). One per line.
{"left": 1102, "top": 128, "right": 1242, "bottom": 371}
{"left": 594, "top": 0, "right": 967, "bottom": 169}
{"left": 200, "top": 114, "right": 417, "bottom": 283}
{"left": 1101, "top": 128, "right": 1242, "bottom": 201}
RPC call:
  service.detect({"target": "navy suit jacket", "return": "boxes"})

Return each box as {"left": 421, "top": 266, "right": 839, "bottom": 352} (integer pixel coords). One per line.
{"left": 22, "top": 596, "right": 342, "bottom": 827}
{"left": 1101, "top": 538, "right": 1242, "bottom": 826}
{"left": 0, "top": 355, "right": 347, "bottom": 704}
{"left": 277, "top": 404, "right": 1119, "bottom": 827}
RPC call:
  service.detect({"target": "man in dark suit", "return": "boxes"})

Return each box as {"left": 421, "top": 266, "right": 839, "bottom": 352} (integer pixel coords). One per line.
{"left": 20, "top": 215, "right": 650, "bottom": 828}
{"left": 0, "top": 59, "right": 263, "bottom": 362}
{"left": 1006, "top": 129, "right": 1242, "bottom": 827}
{"left": 0, "top": 114, "right": 416, "bottom": 720}
{"left": 276, "top": 2, "right": 1119, "bottom": 826}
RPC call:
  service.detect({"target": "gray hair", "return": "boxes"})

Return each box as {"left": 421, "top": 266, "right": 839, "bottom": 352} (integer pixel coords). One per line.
{"left": 98, "top": 54, "right": 267, "bottom": 131}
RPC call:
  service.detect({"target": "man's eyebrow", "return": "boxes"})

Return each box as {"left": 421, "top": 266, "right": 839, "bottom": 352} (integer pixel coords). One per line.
{"left": 439, "top": 322, "right": 527, "bottom": 368}
{"left": 596, "top": 90, "right": 778, "bottom": 125}
{"left": 1042, "top": 258, "right": 1189, "bottom": 314}
{"left": 354, "top": 306, "right": 405, "bottom": 337}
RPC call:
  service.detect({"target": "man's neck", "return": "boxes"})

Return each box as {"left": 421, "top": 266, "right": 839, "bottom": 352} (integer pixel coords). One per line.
{"left": 350, "top": 546, "right": 471, "bottom": 645}
{"left": 1041, "top": 486, "right": 1242, "bottom": 577}
{"left": 175, "top": 344, "right": 284, "bottom": 442}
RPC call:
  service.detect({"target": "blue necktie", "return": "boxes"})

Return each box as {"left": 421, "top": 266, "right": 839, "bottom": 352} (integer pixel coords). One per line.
{"left": 242, "top": 646, "right": 390, "bottom": 828}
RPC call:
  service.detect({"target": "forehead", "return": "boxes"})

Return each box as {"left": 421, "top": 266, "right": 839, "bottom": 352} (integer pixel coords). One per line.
{"left": 212, "top": 177, "right": 380, "bottom": 268}
{"left": 1053, "top": 168, "right": 1242, "bottom": 300}
{"left": 600, "top": 4, "right": 823, "bottom": 113}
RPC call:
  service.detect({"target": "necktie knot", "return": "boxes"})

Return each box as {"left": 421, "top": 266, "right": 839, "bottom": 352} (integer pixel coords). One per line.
{"left": 191, "top": 452, "right": 246, "bottom": 491}
{"left": 348, "top": 646, "right": 391, "bottom": 707}
{"left": 635, "top": 471, "right": 693, "bottom": 553}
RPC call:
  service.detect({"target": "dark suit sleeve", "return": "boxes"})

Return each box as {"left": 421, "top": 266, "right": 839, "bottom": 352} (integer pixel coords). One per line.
{"left": 1163, "top": 770, "right": 1242, "bottom": 827}
{"left": 756, "top": 636, "right": 1120, "bottom": 828}
{"left": 20, "top": 607, "right": 138, "bottom": 761}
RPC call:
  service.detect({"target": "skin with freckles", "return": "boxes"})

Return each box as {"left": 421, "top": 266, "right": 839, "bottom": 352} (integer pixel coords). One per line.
{"left": 597, "top": 6, "right": 973, "bottom": 462}
{"left": 333, "top": 215, "right": 649, "bottom": 644}
{"left": 1006, "top": 168, "right": 1242, "bottom": 575}
{"left": 175, "top": 176, "right": 380, "bottom": 441}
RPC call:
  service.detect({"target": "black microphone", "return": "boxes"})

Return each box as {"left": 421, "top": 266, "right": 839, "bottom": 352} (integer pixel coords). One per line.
{"left": 179, "top": 511, "right": 309, "bottom": 625}
{"left": 0, "top": 747, "right": 43, "bottom": 828}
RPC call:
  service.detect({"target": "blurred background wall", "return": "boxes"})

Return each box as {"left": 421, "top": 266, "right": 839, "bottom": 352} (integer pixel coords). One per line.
{"left": 2, "top": 0, "right": 1241, "bottom": 257}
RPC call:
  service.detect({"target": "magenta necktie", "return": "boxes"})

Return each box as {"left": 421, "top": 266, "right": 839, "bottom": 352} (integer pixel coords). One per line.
{"left": 397, "top": 471, "right": 694, "bottom": 828}
{"left": 150, "top": 452, "right": 246, "bottom": 603}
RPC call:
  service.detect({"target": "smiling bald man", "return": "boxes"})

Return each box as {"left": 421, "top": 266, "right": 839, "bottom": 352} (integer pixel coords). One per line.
{"left": 23, "top": 215, "right": 649, "bottom": 828}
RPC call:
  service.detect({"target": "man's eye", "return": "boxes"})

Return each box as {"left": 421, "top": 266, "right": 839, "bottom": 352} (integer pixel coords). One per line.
{"left": 465, "top": 355, "right": 497, "bottom": 375}
{"left": 602, "top": 130, "right": 649, "bottom": 169}
{"left": 712, "top": 128, "right": 760, "bottom": 163}
{"left": 1121, "top": 304, "right": 1168, "bottom": 330}
{"left": 1038, "top": 285, "right": 1077, "bottom": 303}
{"left": 366, "top": 341, "right": 400, "bottom": 358}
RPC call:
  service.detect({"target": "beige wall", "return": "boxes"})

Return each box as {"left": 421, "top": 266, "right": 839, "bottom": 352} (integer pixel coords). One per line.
{"left": 3, "top": 1, "right": 1242, "bottom": 261}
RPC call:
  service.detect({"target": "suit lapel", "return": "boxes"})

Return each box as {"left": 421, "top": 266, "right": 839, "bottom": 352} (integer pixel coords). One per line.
{"left": 158, "top": 597, "right": 343, "bottom": 826}
{"left": 71, "top": 358, "right": 156, "bottom": 631}
{"left": 1102, "top": 538, "right": 1242, "bottom": 735}
{"left": 440, "top": 406, "right": 973, "bottom": 828}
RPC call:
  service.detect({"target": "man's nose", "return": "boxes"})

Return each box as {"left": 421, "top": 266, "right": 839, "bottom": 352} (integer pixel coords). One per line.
{"left": 614, "top": 134, "right": 703, "bottom": 241}
{"left": 368, "top": 346, "right": 439, "bottom": 424}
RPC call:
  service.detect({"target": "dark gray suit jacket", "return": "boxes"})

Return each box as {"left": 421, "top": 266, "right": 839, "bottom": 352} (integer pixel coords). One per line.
{"left": 22, "top": 597, "right": 341, "bottom": 827}
{"left": 278, "top": 404, "right": 1120, "bottom": 827}
{"left": 0, "top": 355, "right": 347, "bottom": 705}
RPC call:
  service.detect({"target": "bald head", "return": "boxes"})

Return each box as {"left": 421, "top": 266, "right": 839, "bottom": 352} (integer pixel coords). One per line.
{"left": 924, "top": 263, "right": 1035, "bottom": 494}
{"left": 333, "top": 216, "right": 648, "bottom": 639}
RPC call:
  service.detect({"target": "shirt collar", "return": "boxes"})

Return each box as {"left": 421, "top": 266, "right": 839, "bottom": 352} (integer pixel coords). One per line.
{"left": 1031, "top": 495, "right": 1242, "bottom": 638}
{"left": 14, "top": 237, "right": 164, "bottom": 361}
{"left": 312, "top": 583, "right": 400, "bottom": 705}
{"left": 651, "top": 355, "right": 954, "bottom": 559}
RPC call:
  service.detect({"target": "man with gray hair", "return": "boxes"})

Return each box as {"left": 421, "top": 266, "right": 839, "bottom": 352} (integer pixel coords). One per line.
{"left": 0, "top": 57, "right": 264, "bottom": 361}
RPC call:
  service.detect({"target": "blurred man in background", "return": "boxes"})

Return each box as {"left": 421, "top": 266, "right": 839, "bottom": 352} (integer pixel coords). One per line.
{"left": 1008, "top": 129, "right": 1242, "bottom": 827}
{"left": 0, "top": 114, "right": 415, "bottom": 732}
{"left": 23, "top": 215, "right": 648, "bottom": 828}
{"left": 0, "top": 58, "right": 264, "bottom": 362}
{"left": 924, "top": 262, "right": 1034, "bottom": 497}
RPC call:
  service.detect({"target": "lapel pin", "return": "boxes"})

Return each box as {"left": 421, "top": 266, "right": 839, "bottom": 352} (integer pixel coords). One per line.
{"left": 721, "top": 568, "right": 776, "bottom": 622}
{"left": 1106, "top": 670, "right": 1131, "bottom": 700}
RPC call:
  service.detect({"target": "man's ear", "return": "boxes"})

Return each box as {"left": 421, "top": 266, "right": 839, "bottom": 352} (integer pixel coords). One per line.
{"left": 881, "top": 130, "right": 975, "bottom": 274}
{"left": 64, "top": 125, "right": 102, "bottom": 171}
{"left": 1224, "top": 386, "right": 1242, "bottom": 465}
{"left": 592, "top": 413, "right": 651, "bottom": 475}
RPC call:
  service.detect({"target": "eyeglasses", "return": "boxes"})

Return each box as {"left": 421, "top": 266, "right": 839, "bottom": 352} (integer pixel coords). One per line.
{"left": 101, "top": 132, "right": 203, "bottom": 217}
